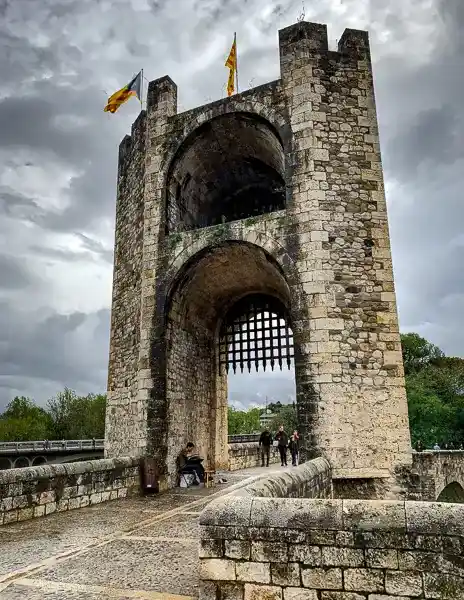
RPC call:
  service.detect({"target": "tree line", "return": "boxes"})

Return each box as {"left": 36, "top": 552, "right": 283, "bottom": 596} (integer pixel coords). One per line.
{"left": 228, "top": 333, "right": 464, "bottom": 448}
{"left": 1, "top": 333, "right": 463, "bottom": 446}
{"left": 0, "top": 389, "right": 106, "bottom": 441}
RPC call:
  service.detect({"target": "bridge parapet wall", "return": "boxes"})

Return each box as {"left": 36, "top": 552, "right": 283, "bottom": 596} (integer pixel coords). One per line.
{"left": 0, "top": 457, "right": 140, "bottom": 526}
{"left": 398, "top": 450, "right": 464, "bottom": 501}
{"left": 199, "top": 461, "right": 464, "bottom": 599}
{"left": 228, "top": 443, "right": 279, "bottom": 471}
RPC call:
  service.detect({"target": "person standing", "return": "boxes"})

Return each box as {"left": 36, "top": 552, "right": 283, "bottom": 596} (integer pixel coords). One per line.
{"left": 288, "top": 433, "right": 299, "bottom": 466}
{"left": 275, "top": 425, "right": 288, "bottom": 466}
{"left": 259, "top": 428, "right": 272, "bottom": 467}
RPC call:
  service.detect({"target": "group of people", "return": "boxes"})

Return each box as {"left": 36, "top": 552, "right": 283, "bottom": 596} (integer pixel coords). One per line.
{"left": 176, "top": 425, "right": 301, "bottom": 487}
{"left": 416, "top": 440, "right": 464, "bottom": 452}
{"left": 259, "top": 425, "right": 300, "bottom": 467}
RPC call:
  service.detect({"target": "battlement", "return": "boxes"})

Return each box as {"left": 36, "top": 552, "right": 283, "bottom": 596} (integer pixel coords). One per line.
{"left": 138, "top": 21, "right": 370, "bottom": 122}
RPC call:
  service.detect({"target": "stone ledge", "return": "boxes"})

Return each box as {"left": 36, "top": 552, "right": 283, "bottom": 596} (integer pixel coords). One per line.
{"left": 0, "top": 456, "right": 140, "bottom": 484}
{"left": 332, "top": 469, "right": 391, "bottom": 479}
{"left": 201, "top": 496, "right": 464, "bottom": 536}
{"left": 244, "top": 457, "right": 331, "bottom": 498}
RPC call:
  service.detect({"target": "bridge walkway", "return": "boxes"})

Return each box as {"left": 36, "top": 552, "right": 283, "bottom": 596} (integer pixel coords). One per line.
{"left": 0, "top": 466, "right": 276, "bottom": 599}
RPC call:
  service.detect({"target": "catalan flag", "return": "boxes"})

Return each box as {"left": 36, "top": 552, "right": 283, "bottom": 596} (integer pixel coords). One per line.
{"left": 225, "top": 34, "right": 237, "bottom": 96}
{"left": 104, "top": 71, "right": 142, "bottom": 114}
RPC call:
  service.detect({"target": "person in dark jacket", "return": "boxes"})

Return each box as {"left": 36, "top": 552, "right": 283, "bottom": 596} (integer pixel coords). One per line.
{"left": 275, "top": 425, "right": 288, "bottom": 466}
{"left": 177, "top": 442, "right": 205, "bottom": 485}
{"left": 259, "top": 428, "right": 273, "bottom": 467}
{"left": 288, "top": 433, "right": 299, "bottom": 466}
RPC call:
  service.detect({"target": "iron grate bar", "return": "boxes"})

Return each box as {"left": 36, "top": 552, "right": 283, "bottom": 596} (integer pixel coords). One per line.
{"left": 219, "top": 293, "right": 294, "bottom": 373}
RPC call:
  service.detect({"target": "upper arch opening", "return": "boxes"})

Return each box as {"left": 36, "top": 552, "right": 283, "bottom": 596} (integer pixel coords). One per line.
{"left": 165, "top": 112, "right": 286, "bottom": 233}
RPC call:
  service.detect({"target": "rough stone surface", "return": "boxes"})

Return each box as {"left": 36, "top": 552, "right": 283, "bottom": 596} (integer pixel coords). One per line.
{"left": 229, "top": 443, "right": 279, "bottom": 471}
{"left": 200, "top": 466, "right": 464, "bottom": 600}
{"left": 105, "top": 19, "right": 412, "bottom": 487}
{"left": 398, "top": 450, "right": 464, "bottom": 502}
{"left": 0, "top": 466, "right": 279, "bottom": 599}
{"left": 0, "top": 458, "right": 140, "bottom": 526}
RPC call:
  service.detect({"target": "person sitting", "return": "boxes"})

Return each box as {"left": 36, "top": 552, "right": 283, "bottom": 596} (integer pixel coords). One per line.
{"left": 177, "top": 442, "right": 205, "bottom": 486}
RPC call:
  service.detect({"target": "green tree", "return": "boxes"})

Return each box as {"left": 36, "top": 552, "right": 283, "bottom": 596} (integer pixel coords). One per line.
{"left": 400, "top": 333, "right": 444, "bottom": 375}
{"left": 228, "top": 406, "right": 261, "bottom": 434}
{"left": 267, "top": 401, "right": 283, "bottom": 414}
{"left": 271, "top": 404, "right": 298, "bottom": 435}
{"left": 0, "top": 396, "right": 52, "bottom": 441}
{"left": 47, "top": 388, "right": 106, "bottom": 439}
{"left": 406, "top": 375, "right": 453, "bottom": 447}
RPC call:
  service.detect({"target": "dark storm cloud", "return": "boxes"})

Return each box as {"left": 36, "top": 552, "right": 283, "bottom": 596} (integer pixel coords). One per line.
{"left": 0, "top": 254, "right": 37, "bottom": 290}
{"left": 387, "top": 106, "right": 462, "bottom": 178}
{"left": 0, "top": 188, "right": 43, "bottom": 221}
{"left": 0, "top": 305, "right": 110, "bottom": 410}
{"left": 371, "top": 0, "right": 464, "bottom": 357}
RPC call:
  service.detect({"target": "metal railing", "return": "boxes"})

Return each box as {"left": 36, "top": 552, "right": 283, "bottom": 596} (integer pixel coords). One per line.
{"left": 0, "top": 435, "right": 260, "bottom": 454}
{"left": 0, "top": 439, "right": 105, "bottom": 454}
{"left": 228, "top": 434, "right": 260, "bottom": 444}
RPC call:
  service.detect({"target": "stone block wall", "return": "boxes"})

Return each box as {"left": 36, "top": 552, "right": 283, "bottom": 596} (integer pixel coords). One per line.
{"left": 240, "top": 457, "right": 332, "bottom": 498}
{"left": 200, "top": 497, "right": 464, "bottom": 600}
{"left": 228, "top": 443, "right": 280, "bottom": 471}
{"left": 0, "top": 457, "right": 140, "bottom": 526}
{"left": 105, "top": 111, "right": 147, "bottom": 458}
{"left": 105, "top": 20, "right": 412, "bottom": 488}
{"left": 399, "top": 450, "right": 464, "bottom": 502}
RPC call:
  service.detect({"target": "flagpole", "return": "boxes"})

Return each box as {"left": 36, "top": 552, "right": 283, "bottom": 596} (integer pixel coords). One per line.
{"left": 234, "top": 32, "right": 239, "bottom": 94}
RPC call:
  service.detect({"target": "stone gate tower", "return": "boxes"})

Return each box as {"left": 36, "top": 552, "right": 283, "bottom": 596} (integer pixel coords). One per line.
{"left": 105, "top": 21, "right": 412, "bottom": 490}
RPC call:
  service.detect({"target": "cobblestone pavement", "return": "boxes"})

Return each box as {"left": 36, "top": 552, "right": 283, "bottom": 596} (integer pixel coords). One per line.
{"left": 0, "top": 467, "right": 279, "bottom": 599}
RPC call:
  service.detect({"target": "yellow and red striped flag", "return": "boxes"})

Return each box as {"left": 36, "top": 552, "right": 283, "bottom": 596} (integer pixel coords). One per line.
{"left": 225, "top": 34, "right": 237, "bottom": 96}
{"left": 104, "top": 71, "right": 142, "bottom": 114}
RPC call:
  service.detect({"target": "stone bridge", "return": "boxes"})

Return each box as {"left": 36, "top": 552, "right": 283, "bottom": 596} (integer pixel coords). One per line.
{"left": 2, "top": 17, "right": 464, "bottom": 599}
{"left": 0, "top": 436, "right": 257, "bottom": 470}
{"left": 0, "top": 439, "right": 105, "bottom": 470}
{"left": 1, "top": 452, "right": 464, "bottom": 599}
{"left": 405, "top": 450, "right": 464, "bottom": 502}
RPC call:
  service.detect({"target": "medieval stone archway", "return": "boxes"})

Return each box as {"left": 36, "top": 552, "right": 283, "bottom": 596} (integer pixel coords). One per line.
{"left": 164, "top": 241, "right": 301, "bottom": 484}
{"left": 14, "top": 456, "right": 30, "bottom": 468}
{"left": 0, "top": 457, "right": 12, "bottom": 470}
{"left": 164, "top": 111, "right": 287, "bottom": 233}
{"left": 107, "top": 24, "right": 413, "bottom": 493}
{"left": 436, "top": 481, "right": 464, "bottom": 503}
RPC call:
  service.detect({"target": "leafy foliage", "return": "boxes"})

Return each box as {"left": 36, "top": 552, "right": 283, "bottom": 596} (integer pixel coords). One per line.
{"left": 401, "top": 332, "right": 444, "bottom": 375}
{"left": 270, "top": 404, "right": 298, "bottom": 435}
{"left": 228, "top": 403, "right": 298, "bottom": 436}
{"left": 0, "top": 391, "right": 106, "bottom": 441}
{"left": 0, "top": 396, "right": 52, "bottom": 441}
{"left": 47, "top": 388, "right": 106, "bottom": 439}
{"left": 401, "top": 334, "right": 464, "bottom": 448}
{"left": 228, "top": 406, "right": 261, "bottom": 435}
{"left": 1, "top": 332, "right": 464, "bottom": 448}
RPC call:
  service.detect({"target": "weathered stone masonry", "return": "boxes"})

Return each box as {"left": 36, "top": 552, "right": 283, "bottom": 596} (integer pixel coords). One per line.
{"left": 200, "top": 461, "right": 464, "bottom": 600}
{"left": 0, "top": 457, "right": 140, "bottom": 526}
{"left": 106, "top": 21, "right": 412, "bottom": 490}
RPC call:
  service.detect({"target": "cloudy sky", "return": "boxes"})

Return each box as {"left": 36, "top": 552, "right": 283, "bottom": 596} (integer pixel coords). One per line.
{"left": 0, "top": 0, "right": 462, "bottom": 412}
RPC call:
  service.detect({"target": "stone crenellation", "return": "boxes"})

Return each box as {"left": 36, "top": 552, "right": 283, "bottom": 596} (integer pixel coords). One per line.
{"left": 0, "top": 457, "right": 140, "bottom": 526}
{"left": 105, "top": 19, "right": 412, "bottom": 493}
